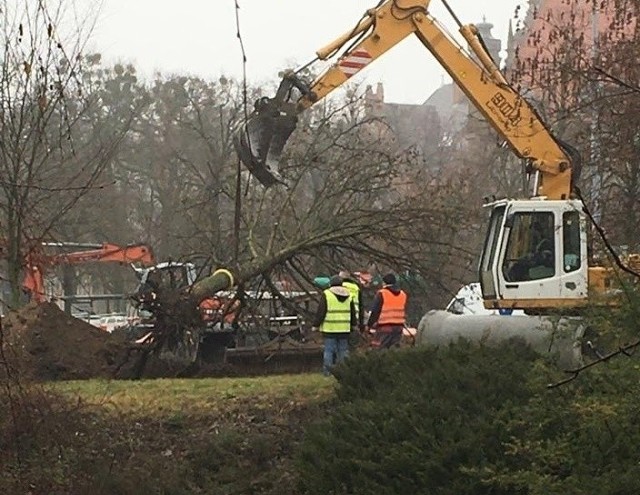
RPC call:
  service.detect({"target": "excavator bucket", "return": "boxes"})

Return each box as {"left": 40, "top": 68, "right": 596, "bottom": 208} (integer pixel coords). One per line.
{"left": 234, "top": 73, "right": 316, "bottom": 187}
{"left": 233, "top": 97, "right": 298, "bottom": 187}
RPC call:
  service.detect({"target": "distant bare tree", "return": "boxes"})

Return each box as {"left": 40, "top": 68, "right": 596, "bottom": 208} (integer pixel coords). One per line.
{"left": 109, "top": 75, "right": 250, "bottom": 261}
{"left": 508, "top": 0, "right": 640, "bottom": 249}
{"left": 0, "top": 2, "right": 136, "bottom": 306}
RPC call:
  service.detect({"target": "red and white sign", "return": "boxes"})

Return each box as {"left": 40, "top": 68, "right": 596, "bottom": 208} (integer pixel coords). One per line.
{"left": 338, "top": 49, "right": 373, "bottom": 78}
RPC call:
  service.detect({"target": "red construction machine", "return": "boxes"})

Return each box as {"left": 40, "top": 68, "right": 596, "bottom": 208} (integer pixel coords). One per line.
{"left": 22, "top": 242, "right": 156, "bottom": 303}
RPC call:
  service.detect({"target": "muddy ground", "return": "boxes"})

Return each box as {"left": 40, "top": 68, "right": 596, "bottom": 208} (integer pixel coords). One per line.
{"left": 1, "top": 302, "right": 133, "bottom": 380}
{"left": 0, "top": 302, "right": 323, "bottom": 380}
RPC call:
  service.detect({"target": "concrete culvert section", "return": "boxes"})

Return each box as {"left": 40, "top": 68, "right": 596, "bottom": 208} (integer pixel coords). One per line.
{"left": 417, "top": 310, "right": 587, "bottom": 369}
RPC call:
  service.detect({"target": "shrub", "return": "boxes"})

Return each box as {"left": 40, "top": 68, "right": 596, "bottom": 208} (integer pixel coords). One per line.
{"left": 489, "top": 357, "right": 640, "bottom": 495}
{"left": 297, "top": 341, "right": 538, "bottom": 495}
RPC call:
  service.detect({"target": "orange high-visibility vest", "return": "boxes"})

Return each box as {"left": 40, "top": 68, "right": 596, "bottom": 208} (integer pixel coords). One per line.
{"left": 377, "top": 288, "right": 407, "bottom": 326}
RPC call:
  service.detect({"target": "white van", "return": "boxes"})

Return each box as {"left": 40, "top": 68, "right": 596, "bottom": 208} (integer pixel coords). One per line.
{"left": 99, "top": 314, "right": 129, "bottom": 333}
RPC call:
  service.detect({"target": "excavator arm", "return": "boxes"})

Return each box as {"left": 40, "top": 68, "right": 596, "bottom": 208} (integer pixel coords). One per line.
{"left": 235, "top": 0, "right": 579, "bottom": 199}
{"left": 23, "top": 243, "right": 155, "bottom": 303}
{"left": 234, "top": 0, "right": 611, "bottom": 311}
{"left": 51, "top": 243, "right": 155, "bottom": 265}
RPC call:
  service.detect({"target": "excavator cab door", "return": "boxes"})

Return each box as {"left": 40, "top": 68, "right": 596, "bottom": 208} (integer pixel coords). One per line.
{"left": 480, "top": 199, "right": 588, "bottom": 309}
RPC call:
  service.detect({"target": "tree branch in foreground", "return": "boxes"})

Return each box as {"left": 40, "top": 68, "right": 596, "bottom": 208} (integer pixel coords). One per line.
{"left": 547, "top": 338, "right": 640, "bottom": 389}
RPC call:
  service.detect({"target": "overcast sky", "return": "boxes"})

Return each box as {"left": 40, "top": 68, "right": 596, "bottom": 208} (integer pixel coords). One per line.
{"left": 87, "top": 0, "right": 527, "bottom": 104}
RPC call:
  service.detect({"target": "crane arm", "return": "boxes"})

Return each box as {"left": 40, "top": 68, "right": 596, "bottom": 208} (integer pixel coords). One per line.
{"left": 410, "top": 12, "right": 574, "bottom": 200}
{"left": 22, "top": 243, "right": 155, "bottom": 303}
{"left": 51, "top": 243, "right": 155, "bottom": 265}
{"left": 235, "top": 0, "right": 578, "bottom": 199}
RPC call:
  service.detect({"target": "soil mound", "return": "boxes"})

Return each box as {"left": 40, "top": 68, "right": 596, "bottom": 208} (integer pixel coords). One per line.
{"left": 1, "top": 302, "right": 132, "bottom": 380}
{"left": 0, "top": 303, "right": 325, "bottom": 380}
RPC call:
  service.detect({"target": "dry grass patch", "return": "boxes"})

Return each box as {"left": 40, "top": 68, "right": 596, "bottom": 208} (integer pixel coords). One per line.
{"left": 50, "top": 373, "right": 333, "bottom": 417}
{"left": 1, "top": 374, "right": 335, "bottom": 494}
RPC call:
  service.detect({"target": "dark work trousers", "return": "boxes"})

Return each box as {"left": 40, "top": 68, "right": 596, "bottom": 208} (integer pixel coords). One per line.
{"left": 323, "top": 334, "right": 350, "bottom": 375}
{"left": 375, "top": 326, "right": 403, "bottom": 349}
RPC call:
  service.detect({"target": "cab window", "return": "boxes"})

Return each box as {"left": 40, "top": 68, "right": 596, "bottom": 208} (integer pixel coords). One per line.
{"left": 563, "top": 211, "right": 581, "bottom": 272}
{"left": 502, "top": 212, "right": 555, "bottom": 282}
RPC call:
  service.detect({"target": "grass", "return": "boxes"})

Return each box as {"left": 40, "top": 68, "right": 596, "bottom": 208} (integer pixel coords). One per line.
{"left": 1, "top": 374, "right": 337, "bottom": 493}
{"left": 50, "top": 373, "right": 334, "bottom": 417}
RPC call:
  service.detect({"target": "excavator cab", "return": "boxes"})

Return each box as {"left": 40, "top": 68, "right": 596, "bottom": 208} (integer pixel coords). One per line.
{"left": 479, "top": 199, "right": 589, "bottom": 311}
{"left": 132, "top": 261, "right": 199, "bottom": 306}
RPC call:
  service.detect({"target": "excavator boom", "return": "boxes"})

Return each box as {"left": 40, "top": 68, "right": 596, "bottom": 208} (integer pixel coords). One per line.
{"left": 232, "top": 0, "right": 610, "bottom": 312}
{"left": 53, "top": 243, "right": 155, "bottom": 264}
{"left": 23, "top": 243, "right": 155, "bottom": 303}
{"left": 234, "top": 0, "right": 579, "bottom": 199}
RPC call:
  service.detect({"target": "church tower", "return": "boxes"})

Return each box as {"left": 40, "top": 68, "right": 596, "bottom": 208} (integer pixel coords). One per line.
{"left": 475, "top": 18, "right": 502, "bottom": 65}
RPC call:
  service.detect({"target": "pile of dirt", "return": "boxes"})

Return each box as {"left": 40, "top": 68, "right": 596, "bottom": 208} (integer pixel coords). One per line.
{"left": 1, "top": 302, "right": 135, "bottom": 380}
{"left": 0, "top": 302, "right": 327, "bottom": 381}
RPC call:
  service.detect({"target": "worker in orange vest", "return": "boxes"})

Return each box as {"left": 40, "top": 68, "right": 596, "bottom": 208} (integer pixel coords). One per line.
{"left": 366, "top": 273, "right": 407, "bottom": 349}
{"left": 199, "top": 297, "right": 239, "bottom": 326}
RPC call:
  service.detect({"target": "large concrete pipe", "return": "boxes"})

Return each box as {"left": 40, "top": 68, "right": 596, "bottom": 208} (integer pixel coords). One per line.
{"left": 417, "top": 310, "right": 587, "bottom": 369}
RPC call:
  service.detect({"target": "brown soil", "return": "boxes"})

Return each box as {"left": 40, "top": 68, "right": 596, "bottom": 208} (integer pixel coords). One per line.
{"left": 0, "top": 302, "right": 326, "bottom": 381}
{"left": 1, "top": 302, "right": 134, "bottom": 380}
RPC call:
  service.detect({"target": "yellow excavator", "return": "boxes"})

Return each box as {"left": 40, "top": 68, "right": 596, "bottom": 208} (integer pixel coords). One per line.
{"left": 233, "top": 0, "right": 627, "bottom": 317}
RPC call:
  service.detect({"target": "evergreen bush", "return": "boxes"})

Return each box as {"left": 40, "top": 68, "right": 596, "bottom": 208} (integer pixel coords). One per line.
{"left": 297, "top": 341, "right": 538, "bottom": 495}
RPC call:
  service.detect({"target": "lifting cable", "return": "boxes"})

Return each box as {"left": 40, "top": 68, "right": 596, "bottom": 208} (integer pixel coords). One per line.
{"left": 437, "top": 0, "right": 498, "bottom": 67}
{"left": 233, "top": 0, "right": 250, "bottom": 124}
{"left": 233, "top": 0, "right": 251, "bottom": 262}
{"left": 439, "top": 0, "right": 462, "bottom": 27}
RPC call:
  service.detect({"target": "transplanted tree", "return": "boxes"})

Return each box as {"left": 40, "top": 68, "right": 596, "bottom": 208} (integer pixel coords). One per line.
{"left": 199, "top": 90, "right": 471, "bottom": 311}
{"left": 135, "top": 88, "right": 475, "bottom": 365}
{"left": 0, "top": 2, "right": 136, "bottom": 306}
